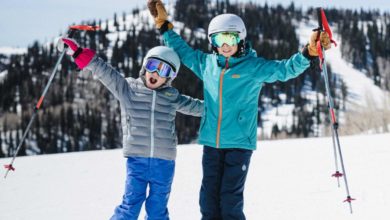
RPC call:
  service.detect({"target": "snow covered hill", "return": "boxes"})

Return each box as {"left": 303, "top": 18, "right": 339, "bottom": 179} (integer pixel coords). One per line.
{"left": 261, "top": 18, "right": 390, "bottom": 138}
{"left": 0, "top": 47, "right": 27, "bottom": 56}
{"left": 1, "top": 133, "right": 389, "bottom": 220}
{"left": 0, "top": 48, "right": 23, "bottom": 83}
{"left": 297, "top": 20, "right": 389, "bottom": 109}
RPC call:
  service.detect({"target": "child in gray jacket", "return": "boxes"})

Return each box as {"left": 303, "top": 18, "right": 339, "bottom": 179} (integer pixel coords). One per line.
{"left": 59, "top": 38, "right": 203, "bottom": 220}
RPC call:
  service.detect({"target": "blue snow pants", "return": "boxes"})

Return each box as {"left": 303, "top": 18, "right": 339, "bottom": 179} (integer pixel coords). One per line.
{"left": 110, "top": 157, "right": 175, "bottom": 220}
{"left": 199, "top": 146, "right": 253, "bottom": 220}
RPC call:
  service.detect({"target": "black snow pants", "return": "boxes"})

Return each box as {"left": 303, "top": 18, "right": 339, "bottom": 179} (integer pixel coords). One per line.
{"left": 199, "top": 146, "right": 253, "bottom": 220}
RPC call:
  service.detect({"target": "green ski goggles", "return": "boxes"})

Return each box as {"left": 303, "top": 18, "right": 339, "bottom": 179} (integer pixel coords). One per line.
{"left": 210, "top": 32, "right": 240, "bottom": 48}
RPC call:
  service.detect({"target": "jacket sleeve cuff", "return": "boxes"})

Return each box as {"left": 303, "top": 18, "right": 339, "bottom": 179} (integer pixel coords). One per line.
{"left": 83, "top": 55, "right": 99, "bottom": 72}
{"left": 159, "top": 20, "right": 173, "bottom": 35}
{"left": 301, "top": 44, "right": 317, "bottom": 61}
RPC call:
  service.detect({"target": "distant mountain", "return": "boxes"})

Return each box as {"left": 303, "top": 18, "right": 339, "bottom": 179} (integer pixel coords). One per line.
{"left": 0, "top": 0, "right": 389, "bottom": 158}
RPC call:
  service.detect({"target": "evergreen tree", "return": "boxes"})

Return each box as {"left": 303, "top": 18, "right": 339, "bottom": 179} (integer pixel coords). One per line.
{"left": 1, "top": 2, "right": 387, "bottom": 152}
{"left": 105, "top": 115, "right": 118, "bottom": 149}
{"left": 113, "top": 13, "right": 119, "bottom": 31}
{"left": 0, "top": 130, "right": 4, "bottom": 158}
{"left": 8, "top": 131, "right": 14, "bottom": 157}
{"left": 15, "top": 125, "right": 26, "bottom": 156}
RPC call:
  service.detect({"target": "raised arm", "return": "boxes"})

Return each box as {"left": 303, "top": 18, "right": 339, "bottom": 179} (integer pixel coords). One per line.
{"left": 162, "top": 30, "right": 207, "bottom": 80}
{"left": 253, "top": 52, "right": 310, "bottom": 83}
{"left": 58, "top": 37, "right": 130, "bottom": 101}
{"left": 254, "top": 30, "right": 332, "bottom": 83}
{"left": 85, "top": 57, "right": 131, "bottom": 100}
{"left": 148, "top": 0, "right": 208, "bottom": 80}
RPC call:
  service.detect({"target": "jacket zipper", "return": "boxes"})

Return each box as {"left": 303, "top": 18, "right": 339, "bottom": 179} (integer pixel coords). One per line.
{"left": 150, "top": 90, "right": 156, "bottom": 157}
{"left": 216, "top": 58, "right": 229, "bottom": 148}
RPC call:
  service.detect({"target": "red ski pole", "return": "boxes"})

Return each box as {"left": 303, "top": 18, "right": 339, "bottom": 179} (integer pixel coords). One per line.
{"left": 3, "top": 25, "right": 100, "bottom": 179}
{"left": 315, "top": 8, "right": 355, "bottom": 213}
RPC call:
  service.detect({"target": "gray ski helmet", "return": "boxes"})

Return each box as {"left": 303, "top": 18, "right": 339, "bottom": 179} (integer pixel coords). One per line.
{"left": 142, "top": 46, "right": 181, "bottom": 80}
{"left": 208, "top": 14, "right": 247, "bottom": 44}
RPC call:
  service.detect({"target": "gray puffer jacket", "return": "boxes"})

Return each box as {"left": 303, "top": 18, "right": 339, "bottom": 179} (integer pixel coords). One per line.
{"left": 85, "top": 56, "right": 203, "bottom": 160}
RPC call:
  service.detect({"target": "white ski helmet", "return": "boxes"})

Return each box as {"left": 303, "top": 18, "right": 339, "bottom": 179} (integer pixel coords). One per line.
{"left": 207, "top": 14, "right": 247, "bottom": 44}
{"left": 142, "top": 46, "right": 181, "bottom": 80}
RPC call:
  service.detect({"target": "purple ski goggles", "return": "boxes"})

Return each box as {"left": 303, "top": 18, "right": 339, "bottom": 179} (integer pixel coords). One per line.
{"left": 145, "top": 58, "right": 177, "bottom": 78}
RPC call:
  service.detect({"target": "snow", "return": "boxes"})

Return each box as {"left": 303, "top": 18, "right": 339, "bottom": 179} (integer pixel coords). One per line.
{"left": 0, "top": 47, "right": 27, "bottom": 56}
{"left": 1, "top": 5, "right": 390, "bottom": 219}
{"left": 261, "top": 103, "right": 296, "bottom": 138}
{"left": 1, "top": 133, "right": 390, "bottom": 220}
{"left": 0, "top": 70, "right": 8, "bottom": 83}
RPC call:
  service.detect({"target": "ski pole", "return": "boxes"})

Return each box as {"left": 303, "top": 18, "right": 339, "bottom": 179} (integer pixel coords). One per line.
{"left": 3, "top": 25, "right": 100, "bottom": 179}
{"left": 315, "top": 8, "right": 355, "bottom": 213}
{"left": 314, "top": 8, "right": 343, "bottom": 187}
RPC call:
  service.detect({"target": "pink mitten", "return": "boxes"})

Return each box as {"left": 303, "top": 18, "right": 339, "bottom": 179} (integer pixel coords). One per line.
{"left": 59, "top": 38, "right": 96, "bottom": 69}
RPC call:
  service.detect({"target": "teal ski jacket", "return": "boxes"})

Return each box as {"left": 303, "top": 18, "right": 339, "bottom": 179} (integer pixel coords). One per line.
{"left": 163, "top": 29, "right": 311, "bottom": 150}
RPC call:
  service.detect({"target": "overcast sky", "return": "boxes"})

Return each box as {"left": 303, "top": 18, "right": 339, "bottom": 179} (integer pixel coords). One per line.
{"left": 1, "top": 0, "right": 389, "bottom": 47}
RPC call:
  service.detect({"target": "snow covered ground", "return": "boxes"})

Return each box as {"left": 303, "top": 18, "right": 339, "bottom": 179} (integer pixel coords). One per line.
{"left": 1, "top": 133, "right": 389, "bottom": 220}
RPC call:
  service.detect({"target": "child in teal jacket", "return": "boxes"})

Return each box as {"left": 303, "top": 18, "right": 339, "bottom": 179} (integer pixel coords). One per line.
{"left": 148, "top": 1, "right": 330, "bottom": 219}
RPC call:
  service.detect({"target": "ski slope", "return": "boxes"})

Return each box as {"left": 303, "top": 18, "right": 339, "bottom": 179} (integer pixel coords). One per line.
{"left": 1, "top": 133, "right": 389, "bottom": 220}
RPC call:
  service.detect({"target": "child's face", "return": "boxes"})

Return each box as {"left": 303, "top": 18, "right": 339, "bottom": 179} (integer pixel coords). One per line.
{"left": 145, "top": 71, "right": 167, "bottom": 89}
{"left": 217, "top": 43, "right": 238, "bottom": 58}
